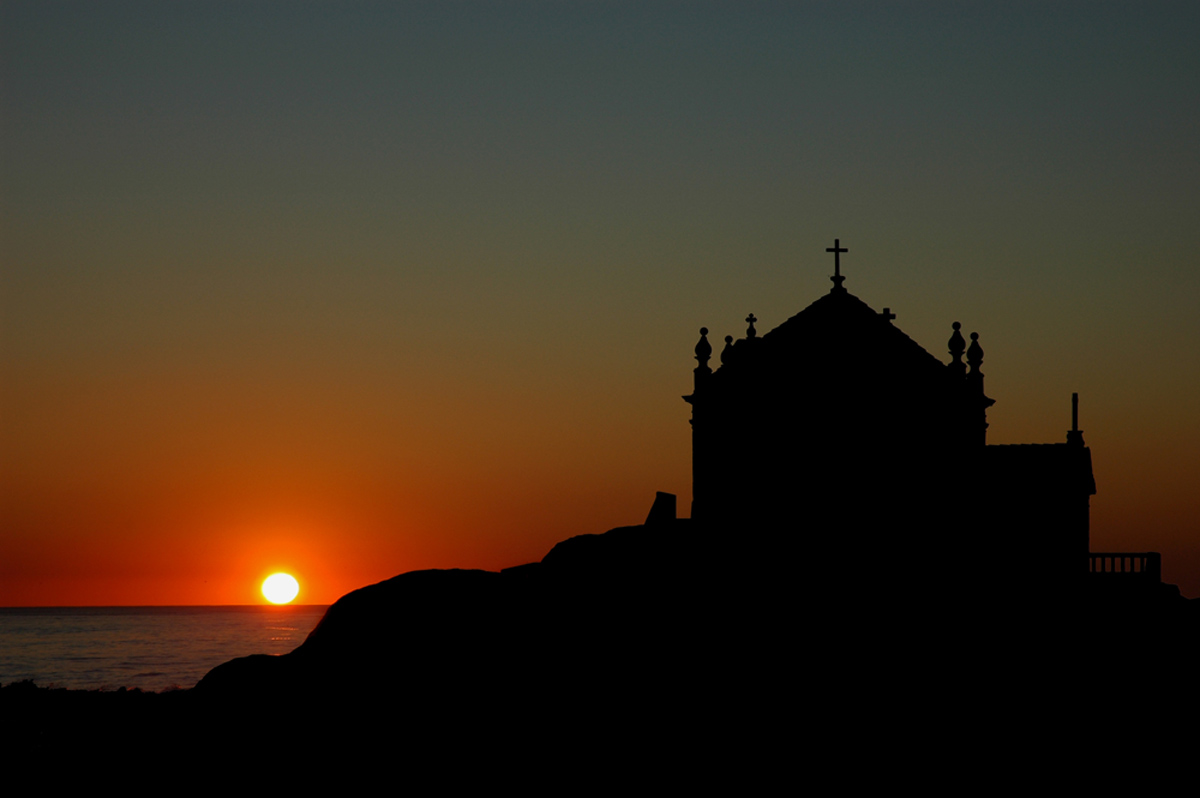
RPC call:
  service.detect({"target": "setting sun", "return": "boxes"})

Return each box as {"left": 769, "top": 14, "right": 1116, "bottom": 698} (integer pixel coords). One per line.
{"left": 262, "top": 573, "right": 300, "bottom": 605}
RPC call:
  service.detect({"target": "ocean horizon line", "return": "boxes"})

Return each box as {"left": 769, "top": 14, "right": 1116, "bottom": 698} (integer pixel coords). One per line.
{"left": 0, "top": 604, "right": 329, "bottom": 611}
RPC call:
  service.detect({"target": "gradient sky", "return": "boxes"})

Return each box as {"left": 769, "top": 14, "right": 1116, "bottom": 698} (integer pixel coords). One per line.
{"left": 3, "top": 2, "right": 1199, "bottom": 604}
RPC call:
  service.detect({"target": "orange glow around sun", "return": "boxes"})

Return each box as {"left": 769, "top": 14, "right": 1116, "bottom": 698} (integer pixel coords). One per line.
{"left": 262, "top": 573, "right": 300, "bottom": 604}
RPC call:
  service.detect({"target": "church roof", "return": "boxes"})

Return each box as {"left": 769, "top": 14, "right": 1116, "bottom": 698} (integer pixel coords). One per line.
{"left": 762, "top": 288, "right": 947, "bottom": 374}
{"left": 711, "top": 284, "right": 964, "bottom": 394}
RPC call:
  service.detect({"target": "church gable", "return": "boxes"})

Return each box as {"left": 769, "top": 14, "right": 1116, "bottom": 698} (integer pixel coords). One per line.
{"left": 753, "top": 289, "right": 954, "bottom": 388}
{"left": 685, "top": 240, "right": 994, "bottom": 532}
{"left": 694, "top": 267, "right": 988, "bottom": 454}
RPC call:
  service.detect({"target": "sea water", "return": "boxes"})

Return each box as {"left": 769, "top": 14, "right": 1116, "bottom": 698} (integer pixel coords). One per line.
{"left": 0, "top": 605, "right": 327, "bottom": 692}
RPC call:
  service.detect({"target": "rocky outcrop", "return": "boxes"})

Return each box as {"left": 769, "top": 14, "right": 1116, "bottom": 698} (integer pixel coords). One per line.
{"left": 197, "top": 513, "right": 1200, "bottom": 715}
{"left": 9, "top": 515, "right": 1199, "bottom": 766}
{"left": 195, "top": 521, "right": 709, "bottom": 705}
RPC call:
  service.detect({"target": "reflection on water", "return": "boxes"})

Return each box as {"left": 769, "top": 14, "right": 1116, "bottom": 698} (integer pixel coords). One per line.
{"left": 0, "top": 605, "right": 327, "bottom": 692}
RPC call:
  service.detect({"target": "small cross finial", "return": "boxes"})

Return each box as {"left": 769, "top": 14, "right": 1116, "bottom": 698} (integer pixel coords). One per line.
{"left": 745, "top": 313, "right": 758, "bottom": 339}
{"left": 881, "top": 308, "right": 895, "bottom": 323}
{"left": 826, "top": 238, "right": 848, "bottom": 292}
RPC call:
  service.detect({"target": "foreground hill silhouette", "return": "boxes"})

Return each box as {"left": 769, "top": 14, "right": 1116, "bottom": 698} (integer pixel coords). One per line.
{"left": 5, "top": 508, "right": 1197, "bottom": 770}
{"left": 187, "top": 510, "right": 1197, "bottom": 779}
{"left": 198, "top": 501, "right": 1199, "bottom": 696}
{"left": 203, "top": 510, "right": 1200, "bottom": 773}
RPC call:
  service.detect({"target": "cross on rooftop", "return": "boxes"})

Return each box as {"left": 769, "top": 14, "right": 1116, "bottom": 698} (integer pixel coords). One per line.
{"left": 826, "top": 238, "right": 848, "bottom": 291}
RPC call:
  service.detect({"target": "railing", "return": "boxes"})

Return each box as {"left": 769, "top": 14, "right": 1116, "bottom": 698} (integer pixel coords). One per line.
{"left": 1088, "top": 552, "right": 1161, "bottom": 582}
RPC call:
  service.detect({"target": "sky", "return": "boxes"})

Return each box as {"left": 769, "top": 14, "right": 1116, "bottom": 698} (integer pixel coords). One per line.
{"left": 3, "top": 2, "right": 1199, "bottom": 604}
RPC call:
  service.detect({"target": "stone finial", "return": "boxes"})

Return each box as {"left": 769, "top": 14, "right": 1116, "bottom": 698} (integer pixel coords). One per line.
{"left": 949, "top": 322, "right": 966, "bottom": 376}
{"left": 694, "top": 327, "right": 712, "bottom": 371}
{"left": 745, "top": 313, "right": 758, "bottom": 339}
{"left": 1067, "top": 392, "right": 1085, "bottom": 446}
{"left": 721, "top": 335, "right": 734, "bottom": 365}
{"left": 966, "top": 331, "right": 984, "bottom": 374}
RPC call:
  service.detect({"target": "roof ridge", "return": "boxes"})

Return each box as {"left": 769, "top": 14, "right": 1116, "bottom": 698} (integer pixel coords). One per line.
{"left": 757, "top": 289, "right": 947, "bottom": 371}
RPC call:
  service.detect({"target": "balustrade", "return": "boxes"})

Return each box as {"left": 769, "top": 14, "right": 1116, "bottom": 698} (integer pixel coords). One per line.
{"left": 1088, "top": 552, "right": 1161, "bottom": 582}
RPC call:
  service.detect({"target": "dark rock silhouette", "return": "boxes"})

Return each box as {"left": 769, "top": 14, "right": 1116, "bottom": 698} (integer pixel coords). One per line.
{"left": 6, "top": 501, "right": 1197, "bottom": 766}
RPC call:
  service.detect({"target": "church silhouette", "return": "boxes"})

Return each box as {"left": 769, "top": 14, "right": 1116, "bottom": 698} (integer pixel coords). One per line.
{"left": 679, "top": 239, "right": 1160, "bottom": 603}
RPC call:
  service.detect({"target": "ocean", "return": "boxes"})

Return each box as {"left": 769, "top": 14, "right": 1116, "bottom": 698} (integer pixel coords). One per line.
{"left": 0, "top": 605, "right": 327, "bottom": 692}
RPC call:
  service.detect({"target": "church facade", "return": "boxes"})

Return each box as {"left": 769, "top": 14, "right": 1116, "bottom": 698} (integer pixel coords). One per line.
{"left": 682, "top": 241, "right": 1153, "bottom": 597}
